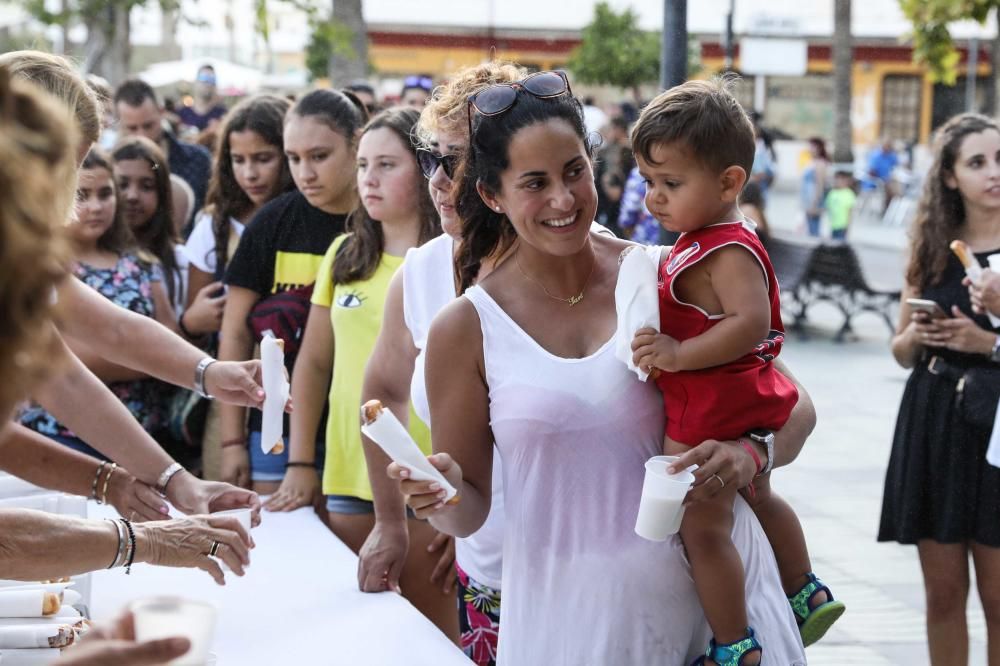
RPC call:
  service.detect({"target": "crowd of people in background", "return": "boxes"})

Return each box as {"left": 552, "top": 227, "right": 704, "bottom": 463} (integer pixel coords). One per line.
{"left": 3, "top": 48, "right": 998, "bottom": 666}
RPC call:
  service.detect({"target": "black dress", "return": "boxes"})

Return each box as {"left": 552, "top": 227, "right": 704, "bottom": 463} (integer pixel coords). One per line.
{"left": 878, "top": 248, "right": 1000, "bottom": 547}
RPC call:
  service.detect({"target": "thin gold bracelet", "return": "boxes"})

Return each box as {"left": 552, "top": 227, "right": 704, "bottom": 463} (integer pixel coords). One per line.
{"left": 99, "top": 463, "right": 118, "bottom": 505}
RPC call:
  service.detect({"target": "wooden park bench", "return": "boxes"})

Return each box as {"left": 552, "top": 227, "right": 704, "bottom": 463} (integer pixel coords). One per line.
{"left": 765, "top": 236, "right": 900, "bottom": 341}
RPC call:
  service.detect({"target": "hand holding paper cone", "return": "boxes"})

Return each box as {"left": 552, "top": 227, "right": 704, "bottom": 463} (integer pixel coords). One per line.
{"left": 361, "top": 400, "right": 459, "bottom": 504}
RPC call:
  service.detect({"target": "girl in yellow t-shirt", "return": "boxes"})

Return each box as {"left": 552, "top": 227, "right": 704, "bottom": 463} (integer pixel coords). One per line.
{"left": 271, "top": 106, "right": 452, "bottom": 637}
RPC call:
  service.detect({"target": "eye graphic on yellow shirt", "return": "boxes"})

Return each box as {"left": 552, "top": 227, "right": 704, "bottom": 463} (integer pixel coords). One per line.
{"left": 336, "top": 291, "right": 365, "bottom": 308}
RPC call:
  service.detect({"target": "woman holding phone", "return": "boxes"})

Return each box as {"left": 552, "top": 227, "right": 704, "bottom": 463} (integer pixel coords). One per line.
{"left": 880, "top": 113, "right": 1000, "bottom": 666}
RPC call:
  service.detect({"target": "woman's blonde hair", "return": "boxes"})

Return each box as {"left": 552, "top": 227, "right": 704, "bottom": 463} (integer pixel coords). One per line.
{"left": 0, "top": 66, "right": 77, "bottom": 417}
{"left": 415, "top": 61, "right": 527, "bottom": 148}
{"left": 0, "top": 50, "right": 101, "bottom": 148}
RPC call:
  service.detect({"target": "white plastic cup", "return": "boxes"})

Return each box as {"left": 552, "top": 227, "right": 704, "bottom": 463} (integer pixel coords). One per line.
{"left": 211, "top": 508, "right": 252, "bottom": 533}
{"left": 634, "top": 455, "right": 695, "bottom": 541}
{"left": 131, "top": 597, "right": 217, "bottom": 665}
{"left": 210, "top": 508, "right": 252, "bottom": 572}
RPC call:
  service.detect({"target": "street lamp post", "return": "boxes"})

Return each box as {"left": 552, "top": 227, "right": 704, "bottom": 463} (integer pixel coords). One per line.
{"left": 661, "top": 0, "right": 688, "bottom": 91}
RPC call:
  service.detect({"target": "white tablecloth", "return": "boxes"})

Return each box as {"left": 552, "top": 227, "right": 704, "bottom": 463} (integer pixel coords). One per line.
{"left": 90, "top": 503, "right": 470, "bottom": 665}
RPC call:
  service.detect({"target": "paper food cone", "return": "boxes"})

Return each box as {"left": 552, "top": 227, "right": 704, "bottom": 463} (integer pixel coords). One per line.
{"left": 260, "top": 334, "right": 290, "bottom": 455}
{"left": 360, "top": 402, "right": 458, "bottom": 502}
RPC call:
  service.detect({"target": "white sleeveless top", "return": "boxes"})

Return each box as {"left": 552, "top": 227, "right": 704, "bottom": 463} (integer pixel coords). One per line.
{"left": 464, "top": 284, "right": 805, "bottom": 665}
{"left": 403, "top": 233, "right": 505, "bottom": 589}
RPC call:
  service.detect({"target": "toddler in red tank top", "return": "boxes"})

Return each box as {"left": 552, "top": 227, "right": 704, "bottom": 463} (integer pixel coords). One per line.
{"left": 628, "top": 80, "right": 844, "bottom": 663}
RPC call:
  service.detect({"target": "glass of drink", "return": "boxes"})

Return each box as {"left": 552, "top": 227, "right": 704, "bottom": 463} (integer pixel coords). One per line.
{"left": 131, "top": 597, "right": 217, "bottom": 665}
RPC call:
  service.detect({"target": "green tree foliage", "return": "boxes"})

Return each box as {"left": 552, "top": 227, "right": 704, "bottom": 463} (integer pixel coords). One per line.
{"left": 305, "top": 18, "right": 357, "bottom": 82}
{"left": 568, "top": 2, "right": 660, "bottom": 92}
{"left": 568, "top": 2, "right": 699, "bottom": 98}
{"left": 900, "top": 0, "right": 996, "bottom": 84}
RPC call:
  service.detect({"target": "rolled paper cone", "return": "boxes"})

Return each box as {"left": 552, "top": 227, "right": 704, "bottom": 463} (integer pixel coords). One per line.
{"left": 952, "top": 242, "right": 1000, "bottom": 326}
{"left": 0, "top": 624, "right": 74, "bottom": 649}
{"left": 0, "top": 590, "right": 56, "bottom": 618}
{"left": 0, "top": 647, "right": 64, "bottom": 665}
{"left": 260, "top": 334, "right": 290, "bottom": 455}
{"left": 360, "top": 402, "right": 458, "bottom": 502}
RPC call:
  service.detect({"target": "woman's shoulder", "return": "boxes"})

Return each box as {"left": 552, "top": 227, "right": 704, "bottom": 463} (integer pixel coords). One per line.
{"left": 428, "top": 293, "right": 483, "bottom": 351}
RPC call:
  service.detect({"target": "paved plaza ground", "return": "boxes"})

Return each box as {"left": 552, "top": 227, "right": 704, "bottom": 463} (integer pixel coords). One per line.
{"left": 763, "top": 186, "right": 989, "bottom": 663}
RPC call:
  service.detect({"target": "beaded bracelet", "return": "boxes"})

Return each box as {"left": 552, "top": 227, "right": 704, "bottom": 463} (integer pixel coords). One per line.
{"left": 285, "top": 461, "right": 315, "bottom": 469}
{"left": 119, "top": 518, "right": 137, "bottom": 574}
{"left": 90, "top": 461, "right": 108, "bottom": 502}
{"left": 99, "top": 463, "right": 118, "bottom": 505}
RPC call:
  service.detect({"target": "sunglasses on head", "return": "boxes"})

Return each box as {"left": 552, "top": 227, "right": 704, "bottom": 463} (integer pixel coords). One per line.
{"left": 466, "top": 70, "right": 572, "bottom": 136}
{"left": 416, "top": 148, "right": 459, "bottom": 180}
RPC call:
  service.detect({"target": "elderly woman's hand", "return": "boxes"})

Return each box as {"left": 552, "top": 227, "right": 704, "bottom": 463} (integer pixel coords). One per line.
{"left": 60, "top": 610, "right": 189, "bottom": 665}
{"left": 106, "top": 472, "right": 169, "bottom": 523}
{"left": 133, "top": 514, "right": 252, "bottom": 585}
{"left": 667, "top": 439, "right": 757, "bottom": 504}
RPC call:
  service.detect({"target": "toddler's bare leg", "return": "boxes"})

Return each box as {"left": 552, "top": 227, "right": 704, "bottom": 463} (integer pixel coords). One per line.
{"left": 680, "top": 488, "right": 750, "bottom": 645}
{"left": 741, "top": 474, "right": 816, "bottom": 598}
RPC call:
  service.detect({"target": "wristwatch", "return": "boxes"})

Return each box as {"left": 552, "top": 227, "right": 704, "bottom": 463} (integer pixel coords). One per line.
{"left": 990, "top": 335, "right": 1000, "bottom": 363}
{"left": 746, "top": 428, "right": 775, "bottom": 476}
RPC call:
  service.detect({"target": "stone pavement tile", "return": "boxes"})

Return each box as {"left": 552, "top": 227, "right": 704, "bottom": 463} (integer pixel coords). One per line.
{"left": 805, "top": 643, "right": 895, "bottom": 665}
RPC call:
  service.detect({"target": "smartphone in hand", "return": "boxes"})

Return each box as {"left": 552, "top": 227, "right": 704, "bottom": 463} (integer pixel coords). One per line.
{"left": 906, "top": 298, "right": 948, "bottom": 319}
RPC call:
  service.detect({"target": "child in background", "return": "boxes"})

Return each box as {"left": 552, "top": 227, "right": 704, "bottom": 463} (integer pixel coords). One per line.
{"left": 19, "top": 149, "right": 175, "bottom": 458}
{"left": 826, "top": 170, "right": 857, "bottom": 241}
{"left": 629, "top": 79, "right": 844, "bottom": 665}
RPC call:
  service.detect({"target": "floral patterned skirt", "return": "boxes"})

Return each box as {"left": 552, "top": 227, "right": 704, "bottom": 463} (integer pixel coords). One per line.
{"left": 456, "top": 561, "right": 501, "bottom": 666}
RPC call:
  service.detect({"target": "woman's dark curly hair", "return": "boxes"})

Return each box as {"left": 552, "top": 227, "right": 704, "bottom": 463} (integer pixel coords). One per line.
{"left": 453, "top": 85, "right": 593, "bottom": 291}
{"left": 906, "top": 113, "right": 1000, "bottom": 291}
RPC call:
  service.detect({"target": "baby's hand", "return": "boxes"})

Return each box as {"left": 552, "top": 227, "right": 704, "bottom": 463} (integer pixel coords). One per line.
{"left": 631, "top": 328, "right": 681, "bottom": 373}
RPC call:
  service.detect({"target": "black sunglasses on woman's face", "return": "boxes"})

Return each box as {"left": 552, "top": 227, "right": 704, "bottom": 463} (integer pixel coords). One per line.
{"left": 416, "top": 148, "right": 459, "bottom": 180}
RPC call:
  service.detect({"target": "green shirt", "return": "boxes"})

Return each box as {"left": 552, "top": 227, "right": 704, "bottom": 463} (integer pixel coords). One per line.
{"left": 311, "top": 235, "right": 431, "bottom": 500}
{"left": 825, "top": 187, "right": 856, "bottom": 231}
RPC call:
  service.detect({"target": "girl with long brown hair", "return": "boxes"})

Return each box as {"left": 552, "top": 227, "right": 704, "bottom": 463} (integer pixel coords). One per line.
{"left": 270, "top": 106, "right": 450, "bottom": 636}
{"left": 880, "top": 112, "right": 1000, "bottom": 665}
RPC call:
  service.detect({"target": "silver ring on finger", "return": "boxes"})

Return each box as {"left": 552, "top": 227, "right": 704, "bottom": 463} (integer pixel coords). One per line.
{"left": 209, "top": 540, "right": 221, "bottom": 558}
{"left": 711, "top": 473, "right": 725, "bottom": 490}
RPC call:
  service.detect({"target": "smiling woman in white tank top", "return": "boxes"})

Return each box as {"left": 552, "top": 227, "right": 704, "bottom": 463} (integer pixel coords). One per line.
{"left": 390, "top": 74, "right": 814, "bottom": 664}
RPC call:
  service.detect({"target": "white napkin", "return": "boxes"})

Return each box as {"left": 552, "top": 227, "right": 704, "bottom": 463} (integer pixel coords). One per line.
{"left": 0, "top": 624, "right": 75, "bottom": 649}
{"left": 260, "top": 333, "right": 290, "bottom": 455}
{"left": 360, "top": 405, "right": 458, "bottom": 502}
{"left": 614, "top": 246, "right": 662, "bottom": 380}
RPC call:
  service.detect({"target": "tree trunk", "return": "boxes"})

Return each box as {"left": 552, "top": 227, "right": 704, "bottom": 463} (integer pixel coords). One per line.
{"left": 328, "top": 0, "right": 368, "bottom": 87}
{"left": 832, "top": 0, "right": 853, "bottom": 164}
{"left": 83, "top": 4, "right": 131, "bottom": 87}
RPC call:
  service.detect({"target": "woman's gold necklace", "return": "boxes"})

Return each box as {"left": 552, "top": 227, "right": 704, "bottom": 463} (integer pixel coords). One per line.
{"left": 514, "top": 249, "right": 596, "bottom": 307}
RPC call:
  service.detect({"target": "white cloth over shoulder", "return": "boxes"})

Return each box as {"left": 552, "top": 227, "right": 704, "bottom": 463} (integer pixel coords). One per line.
{"left": 615, "top": 244, "right": 662, "bottom": 380}
{"left": 464, "top": 284, "right": 804, "bottom": 665}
